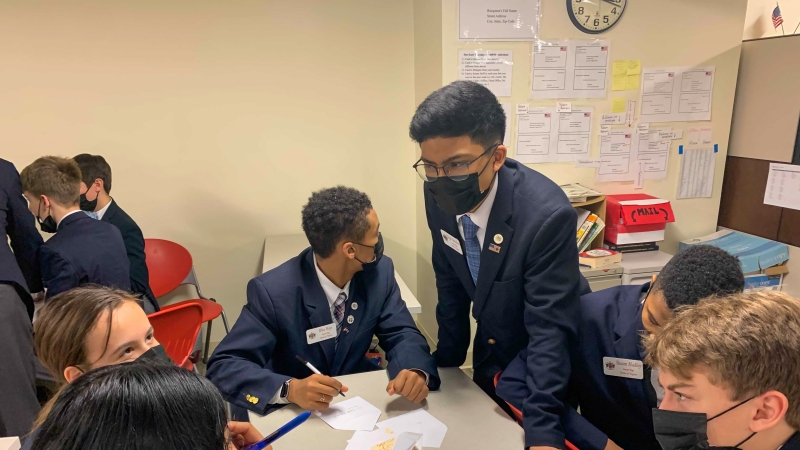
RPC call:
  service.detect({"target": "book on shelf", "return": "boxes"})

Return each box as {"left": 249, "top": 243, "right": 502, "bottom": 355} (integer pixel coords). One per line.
{"left": 579, "top": 249, "right": 622, "bottom": 268}
{"left": 603, "top": 241, "right": 660, "bottom": 253}
{"left": 576, "top": 213, "right": 598, "bottom": 248}
{"left": 579, "top": 218, "right": 605, "bottom": 253}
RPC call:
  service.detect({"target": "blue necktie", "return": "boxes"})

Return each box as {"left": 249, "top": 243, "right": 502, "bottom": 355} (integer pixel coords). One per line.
{"left": 461, "top": 215, "right": 481, "bottom": 284}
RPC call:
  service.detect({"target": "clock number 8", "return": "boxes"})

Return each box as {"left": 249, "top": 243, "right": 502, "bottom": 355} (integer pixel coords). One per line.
{"left": 578, "top": 6, "right": 584, "bottom": 14}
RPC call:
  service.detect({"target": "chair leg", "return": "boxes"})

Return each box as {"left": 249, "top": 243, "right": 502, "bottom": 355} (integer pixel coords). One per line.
{"left": 220, "top": 308, "right": 231, "bottom": 333}
{"left": 203, "top": 320, "right": 213, "bottom": 365}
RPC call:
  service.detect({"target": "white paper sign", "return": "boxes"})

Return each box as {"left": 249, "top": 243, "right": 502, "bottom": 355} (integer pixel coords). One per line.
{"left": 640, "top": 66, "right": 715, "bottom": 123}
{"left": 601, "top": 113, "right": 625, "bottom": 125}
{"left": 458, "top": 0, "right": 539, "bottom": 41}
{"left": 677, "top": 147, "right": 716, "bottom": 199}
{"left": 596, "top": 128, "right": 637, "bottom": 183}
{"left": 459, "top": 50, "right": 513, "bottom": 97}
{"left": 531, "top": 40, "right": 610, "bottom": 99}
{"left": 764, "top": 163, "right": 800, "bottom": 210}
{"left": 516, "top": 107, "right": 594, "bottom": 163}
{"left": 557, "top": 101, "right": 572, "bottom": 112}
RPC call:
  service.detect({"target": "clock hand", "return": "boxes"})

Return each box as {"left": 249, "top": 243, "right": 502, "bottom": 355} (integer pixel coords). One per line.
{"left": 600, "top": 0, "right": 620, "bottom": 6}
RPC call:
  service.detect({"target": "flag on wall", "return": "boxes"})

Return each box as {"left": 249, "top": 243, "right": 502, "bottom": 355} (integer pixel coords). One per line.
{"left": 773, "top": 5, "right": 784, "bottom": 29}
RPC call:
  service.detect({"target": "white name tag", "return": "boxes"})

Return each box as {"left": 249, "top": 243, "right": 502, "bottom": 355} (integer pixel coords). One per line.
{"left": 306, "top": 324, "right": 337, "bottom": 345}
{"left": 603, "top": 357, "right": 644, "bottom": 380}
{"left": 441, "top": 230, "right": 463, "bottom": 255}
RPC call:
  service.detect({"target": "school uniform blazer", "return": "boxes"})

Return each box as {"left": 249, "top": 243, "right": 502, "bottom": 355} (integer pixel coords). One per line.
{"left": 424, "top": 158, "right": 582, "bottom": 449}
{"left": 497, "top": 283, "right": 659, "bottom": 450}
{"left": 206, "top": 248, "right": 439, "bottom": 415}
{"left": 101, "top": 200, "right": 158, "bottom": 311}
{"left": 0, "top": 159, "right": 43, "bottom": 318}
{"left": 39, "top": 212, "right": 130, "bottom": 299}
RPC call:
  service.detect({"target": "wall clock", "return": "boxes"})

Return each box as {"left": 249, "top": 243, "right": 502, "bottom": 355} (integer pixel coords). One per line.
{"left": 568, "top": 0, "right": 627, "bottom": 34}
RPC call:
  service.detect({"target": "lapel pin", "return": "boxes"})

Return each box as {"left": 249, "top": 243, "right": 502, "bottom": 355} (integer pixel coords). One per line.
{"left": 347, "top": 315, "right": 355, "bottom": 324}
{"left": 351, "top": 302, "right": 358, "bottom": 310}
{"left": 494, "top": 234, "right": 504, "bottom": 244}
{"left": 489, "top": 243, "right": 501, "bottom": 253}
{"left": 343, "top": 327, "right": 349, "bottom": 334}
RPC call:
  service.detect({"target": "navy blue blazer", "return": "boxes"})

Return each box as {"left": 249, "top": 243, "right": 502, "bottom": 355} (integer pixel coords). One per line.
{"left": 424, "top": 158, "right": 581, "bottom": 448}
{"left": 206, "top": 248, "right": 439, "bottom": 415}
{"left": 39, "top": 211, "right": 130, "bottom": 299}
{"left": 497, "top": 283, "right": 659, "bottom": 450}
{"left": 0, "top": 159, "right": 43, "bottom": 318}
{"left": 101, "top": 200, "right": 158, "bottom": 311}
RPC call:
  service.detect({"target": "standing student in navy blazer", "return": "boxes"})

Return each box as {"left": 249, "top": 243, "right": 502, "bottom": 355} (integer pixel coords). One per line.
{"left": 410, "top": 80, "right": 583, "bottom": 450}
{"left": 21, "top": 157, "right": 130, "bottom": 300}
{"left": 497, "top": 245, "right": 746, "bottom": 450}
{"left": 207, "top": 187, "right": 439, "bottom": 415}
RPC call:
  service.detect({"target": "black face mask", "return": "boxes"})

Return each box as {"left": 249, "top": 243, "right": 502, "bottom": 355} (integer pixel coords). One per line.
{"left": 354, "top": 233, "right": 384, "bottom": 271}
{"left": 136, "top": 345, "right": 173, "bottom": 364}
{"left": 79, "top": 193, "right": 98, "bottom": 212}
{"left": 652, "top": 397, "right": 756, "bottom": 450}
{"left": 36, "top": 201, "right": 58, "bottom": 234}
{"left": 424, "top": 148, "right": 498, "bottom": 216}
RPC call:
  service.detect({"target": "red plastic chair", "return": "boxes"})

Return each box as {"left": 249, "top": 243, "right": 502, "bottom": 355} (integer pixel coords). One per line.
{"left": 144, "top": 238, "right": 230, "bottom": 364}
{"left": 147, "top": 302, "right": 204, "bottom": 370}
{"left": 493, "top": 372, "right": 580, "bottom": 450}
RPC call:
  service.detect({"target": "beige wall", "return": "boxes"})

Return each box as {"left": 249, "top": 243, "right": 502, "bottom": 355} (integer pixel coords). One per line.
{"left": 1, "top": 0, "right": 419, "bottom": 342}
{"left": 744, "top": 0, "right": 800, "bottom": 39}
{"left": 411, "top": 0, "right": 747, "bottom": 348}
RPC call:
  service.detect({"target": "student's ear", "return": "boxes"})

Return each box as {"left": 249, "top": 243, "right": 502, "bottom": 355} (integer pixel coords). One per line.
{"left": 751, "top": 391, "right": 789, "bottom": 432}
{"left": 343, "top": 242, "right": 356, "bottom": 260}
{"left": 493, "top": 145, "right": 507, "bottom": 171}
{"left": 651, "top": 274, "right": 657, "bottom": 284}
{"left": 94, "top": 179, "right": 105, "bottom": 194}
{"left": 63, "top": 366, "right": 84, "bottom": 383}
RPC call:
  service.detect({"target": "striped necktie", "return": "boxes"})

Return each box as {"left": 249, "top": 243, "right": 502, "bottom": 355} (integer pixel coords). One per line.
{"left": 332, "top": 292, "right": 347, "bottom": 350}
{"left": 461, "top": 215, "right": 481, "bottom": 284}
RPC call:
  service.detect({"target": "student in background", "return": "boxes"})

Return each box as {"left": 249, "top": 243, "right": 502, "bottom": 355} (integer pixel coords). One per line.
{"left": 30, "top": 362, "right": 268, "bottom": 450}
{"left": 411, "top": 80, "right": 583, "bottom": 450}
{"left": 646, "top": 290, "right": 800, "bottom": 450}
{"left": 496, "top": 245, "right": 745, "bottom": 450}
{"left": 0, "top": 159, "right": 44, "bottom": 439}
{"left": 20, "top": 156, "right": 130, "bottom": 299}
{"left": 208, "top": 186, "right": 439, "bottom": 415}
{"left": 73, "top": 154, "right": 158, "bottom": 313}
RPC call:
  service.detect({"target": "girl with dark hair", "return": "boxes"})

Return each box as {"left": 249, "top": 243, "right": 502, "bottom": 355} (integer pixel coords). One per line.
{"left": 30, "top": 361, "right": 268, "bottom": 450}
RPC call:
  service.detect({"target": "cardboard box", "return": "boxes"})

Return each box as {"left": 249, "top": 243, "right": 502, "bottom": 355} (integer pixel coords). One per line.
{"left": 605, "top": 194, "right": 675, "bottom": 245}
{"left": 679, "top": 230, "right": 789, "bottom": 274}
{"left": 744, "top": 274, "right": 783, "bottom": 291}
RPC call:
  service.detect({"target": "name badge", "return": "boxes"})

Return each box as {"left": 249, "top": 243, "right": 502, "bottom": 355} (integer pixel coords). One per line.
{"left": 441, "top": 230, "right": 463, "bottom": 255}
{"left": 603, "top": 357, "right": 644, "bottom": 380}
{"left": 306, "top": 324, "right": 337, "bottom": 345}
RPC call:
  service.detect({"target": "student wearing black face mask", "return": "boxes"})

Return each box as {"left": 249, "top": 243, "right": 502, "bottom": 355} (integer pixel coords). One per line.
{"left": 410, "top": 81, "right": 589, "bottom": 450}
{"left": 207, "top": 186, "right": 439, "bottom": 416}
{"left": 20, "top": 157, "right": 130, "bottom": 300}
{"left": 646, "top": 291, "right": 800, "bottom": 450}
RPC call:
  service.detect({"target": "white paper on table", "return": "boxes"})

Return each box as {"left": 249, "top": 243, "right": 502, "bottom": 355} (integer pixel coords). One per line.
{"left": 764, "top": 163, "right": 800, "bottom": 210}
{"left": 459, "top": 50, "right": 513, "bottom": 97}
{"left": 677, "top": 147, "right": 716, "bottom": 199}
{"left": 500, "top": 103, "right": 513, "bottom": 150}
{"left": 345, "top": 429, "right": 396, "bottom": 450}
{"left": 639, "top": 66, "right": 714, "bottom": 123}
{"left": 376, "top": 409, "right": 448, "bottom": 448}
{"left": 0, "top": 437, "right": 20, "bottom": 450}
{"left": 530, "top": 40, "right": 610, "bottom": 99}
{"left": 687, "top": 127, "right": 700, "bottom": 145}
{"left": 458, "top": 0, "right": 539, "bottom": 41}
{"left": 515, "top": 107, "right": 593, "bottom": 163}
{"left": 314, "top": 396, "right": 382, "bottom": 431}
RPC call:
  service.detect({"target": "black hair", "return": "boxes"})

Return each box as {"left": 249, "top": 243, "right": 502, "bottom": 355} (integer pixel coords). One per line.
{"left": 31, "top": 361, "right": 228, "bottom": 450}
{"left": 409, "top": 80, "right": 506, "bottom": 147}
{"left": 73, "top": 154, "right": 112, "bottom": 193}
{"left": 301, "top": 186, "right": 373, "bottom": 258}
{"left": 654, "top": 245, "right": 745, "bottom": 310}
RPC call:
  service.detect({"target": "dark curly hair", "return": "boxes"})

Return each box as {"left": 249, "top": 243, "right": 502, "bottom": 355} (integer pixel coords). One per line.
{"left": 409, "top": 80, "right": 506, "bottom": 147}
{"left": 301, "top": 186, "right": 373, "bottom": 258}
{"left": 655, "top": 245, "right": 745, "bottom": 310}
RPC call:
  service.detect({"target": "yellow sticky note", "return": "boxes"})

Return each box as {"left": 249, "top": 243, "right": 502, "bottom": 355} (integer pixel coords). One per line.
{"left": 612, "top": 60, "right": 628, "bottom": 76}
{"left": 625, "top": 74, "right": 640, "bottom": 90}
{"left": 627, "top": 59, "right": 641, "bottom": 75}
{"left": 612, "top": 75, "right": 626, "bottom": 91}
{"left": 612, "top": 98, "right": 626, "bottom": 113}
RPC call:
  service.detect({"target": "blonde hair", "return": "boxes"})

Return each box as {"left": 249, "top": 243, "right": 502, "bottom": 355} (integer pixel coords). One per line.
{"left": 20, "top": 156, "right": 81, "bottom": 206}
{"left": 32, "top": 286, "right": 140, "bottom": 429}
{"left": 645, "top": 290, "right": 800, "bottom": 428}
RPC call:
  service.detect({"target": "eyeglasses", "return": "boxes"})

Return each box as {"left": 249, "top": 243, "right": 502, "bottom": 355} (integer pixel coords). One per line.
{"left": 412, "top": 143, "right": 500, "bottom": 182}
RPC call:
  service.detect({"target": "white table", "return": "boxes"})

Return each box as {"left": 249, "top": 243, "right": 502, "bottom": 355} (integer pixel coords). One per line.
{"left": 249, "top": 368, "right": 524, "bottom": 449}
{"left": 262, "top": 235, "right": 422, "bottom": 314}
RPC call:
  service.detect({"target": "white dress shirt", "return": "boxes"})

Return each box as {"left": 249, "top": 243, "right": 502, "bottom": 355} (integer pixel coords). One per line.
{"left": 56, "top": 209, "right": 83, "bottom": 228}
{"left": 456, "top": 172, "right": 500, "bottom": 249}
{"left": 95, "top": 198, "right": 113, "bottom": 221}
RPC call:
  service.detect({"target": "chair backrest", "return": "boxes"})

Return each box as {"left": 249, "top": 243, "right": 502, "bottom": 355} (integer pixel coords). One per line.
{"left": 144, "top": 239, "right": 194, "bottom": 298}
{"left": 147, "top": 302, "right": 203, "bottom": 368}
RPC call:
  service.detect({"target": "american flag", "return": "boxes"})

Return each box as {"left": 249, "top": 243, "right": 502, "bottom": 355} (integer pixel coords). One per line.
{"left": 773, "top": 5, "right": 784, "bottom": 29}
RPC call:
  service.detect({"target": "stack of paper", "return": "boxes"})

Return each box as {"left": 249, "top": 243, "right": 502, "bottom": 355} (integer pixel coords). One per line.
{"left": 345, "top": 428, "right": 423, "bottom": 450}
{"left": 375, "top": 410, "right": 448, "bottom": 448}
{"left": 314, "top": 396, "right": 383, "bottom": 431}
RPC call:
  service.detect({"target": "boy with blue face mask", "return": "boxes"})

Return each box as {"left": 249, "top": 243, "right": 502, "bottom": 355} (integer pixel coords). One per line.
{"left": 645, "top": 290, "right": 800, "bottom": 450}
